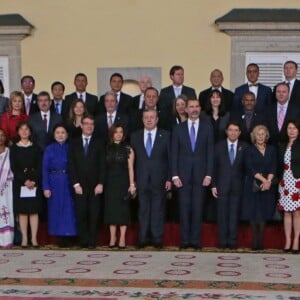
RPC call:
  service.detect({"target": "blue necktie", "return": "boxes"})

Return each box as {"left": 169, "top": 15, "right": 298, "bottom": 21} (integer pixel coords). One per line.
{"left": 229, "top": 143, "right": 235, "bottom": 165}
{"left": 190, "top": 122, "right": 196, "bottom": 151}
{"left": 146, "top": 132, "right": 152, "bottom": 157}
{"left": 84, "top": 138, "right": 89, "bottom": 155}
{"left": 55, "top": 103, "right": 60, "bottom": 114}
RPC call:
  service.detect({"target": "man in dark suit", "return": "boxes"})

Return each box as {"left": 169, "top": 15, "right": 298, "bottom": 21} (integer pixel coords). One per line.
{"left": 69, "top": 115, "right": 105, "bottom": 249}
{"left": 131, "top": 109, "right": 171, "bottom": 249}
{"left": 230, "top": 92, "right": 265, "bottom": 143}
{"left": 21, "top": 75, "right": 39, "bottom": 116}
{"left": 29, "top": 91, "right": 62, "bottom": 151}
{"left": 232, "top": 63, "right": 272, "bottom": 113}
{"left": 94, "top": 91, "right": 129, "bottom": 143}
{"left": 159, "top": 65, "right": 196, "bottom": 111}
{"left": 64, "top": 73, "right": 98, "bottom": 117}
{"left": 130, "top": 87, "right": 172, "bottom": 132}
{"left": 198, "top": 69, "right": 233, "bottom": 112}
{"left": 282, "top": 60, "right": 300, "bottom": 105}
{"left": 132, "top": 75, "right": 153, "bottom": 112}
{"left": 97, "top": 73, "right": 132, "bottom": 116}
{"left": 267, "top": 82, "right": 300, "bottom": 145}
{"left": 172, "top": 98, "right": 214, "bottom": 249}
{"left": 50, "top": 81, "right": 68, "bottom": 122}
{"left": 211, "top": 122, "right": 248, "bottom": 249}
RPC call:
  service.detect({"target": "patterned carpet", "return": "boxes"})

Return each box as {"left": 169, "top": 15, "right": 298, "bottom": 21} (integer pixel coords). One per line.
{"left": 0, "top": 246, "right": 299, "bottom": 299}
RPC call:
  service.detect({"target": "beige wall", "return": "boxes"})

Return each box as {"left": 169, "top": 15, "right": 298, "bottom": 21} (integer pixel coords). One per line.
{"left": 1, "top": 0, "right": 300, "bottom": 95}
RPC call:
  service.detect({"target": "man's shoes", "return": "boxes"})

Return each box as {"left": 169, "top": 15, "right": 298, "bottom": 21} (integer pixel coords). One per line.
{"left": 179, "top": 244, "right": 189, "bottom": 250}
{"left": 153, "top": 243, "right": 163, "bottom": 250}
{"left": 190, "top": 244, "right": 201, "bottom": 251}
{"left": 137, "top": 243, "right": 147, "bottom": 249}
{"left": 88, "top": 244, "right": 96, "bottom": 250}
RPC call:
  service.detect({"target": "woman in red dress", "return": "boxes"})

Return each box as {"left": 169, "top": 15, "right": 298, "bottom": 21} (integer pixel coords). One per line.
{"left": 0, "top": 91, "right": 28, "bottom": 143}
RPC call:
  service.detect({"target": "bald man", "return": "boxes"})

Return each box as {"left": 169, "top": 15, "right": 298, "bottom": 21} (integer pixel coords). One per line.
{"left": 198, "top": 69, "right": 233, "bottom": 112}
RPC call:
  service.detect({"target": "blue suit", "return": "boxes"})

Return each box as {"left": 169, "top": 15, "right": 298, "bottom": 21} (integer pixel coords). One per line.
{"left": 131, "top": 128, "right": 171, "bottom": 245}
{"left": 212, "top": 139, "right": 247, "bottom": 247}
{"left": 172, "top": 120, "right": 214, "bottom": 247}
{"left": 232, "top": 83, "right": 272, "bottom": 113}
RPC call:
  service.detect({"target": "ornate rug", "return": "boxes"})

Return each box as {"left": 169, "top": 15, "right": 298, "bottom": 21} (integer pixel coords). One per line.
{"left": 0, "top": 247, "right": 299, "bottom": 299}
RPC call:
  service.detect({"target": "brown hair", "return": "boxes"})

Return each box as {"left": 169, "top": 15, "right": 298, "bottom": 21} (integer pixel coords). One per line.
{"left": 108, "top": 123, "right": 126, "bottom": 144}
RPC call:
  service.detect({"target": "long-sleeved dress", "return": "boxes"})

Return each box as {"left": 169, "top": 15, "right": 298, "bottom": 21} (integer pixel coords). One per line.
{"left": 242, "top": 144, "right": 277, "bottom": 222}
{"left": 10, "top": 143, "right": 42, "bottom": 214}
{"left": 42, "top": 142, "right": 76, "bottom": 236}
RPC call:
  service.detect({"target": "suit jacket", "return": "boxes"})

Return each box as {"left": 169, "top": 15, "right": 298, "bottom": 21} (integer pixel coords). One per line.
{"left": 69, "top": 135, "right": 105, "bottom": 190}
{"left": 97, "top": 92, "right": 132, "bottom": 116}
{"left": 289, "top": 79, "right": 300, "bottom": 105}
{"left": 131, "top": 94, "right": 143, "bottom": 111}
{"left": 130, "top": 128, "right": 170, "bottom": 189}
{"left": 159, "top": 85, "right": 197, "bottom": 110}
{"left": 65, "top": 92, "right": 98, "bottom": 116}
{"left": 278, "top": 139, "right": 300, "bottom": 179}
{"left": 50, "top": 99, "right": 69, "bottom": 121}
{"left": 212, "top": 139, "right": 248, "bottom": 195}
{"left": 199, "top": 87, "right": 234, "bottom": 112}
{"left": 230, "top": 110, "right": 266, "bottom": 143}
{"left": 94, "top": 112, "right": 129, "bottom": 143}
{"left": 232, "top": 83, "right": 272, "bottom": 113}
{"left": 26, "top": 93, "right": 39, "bottom": 115}
{"left": 29, "top": 111, "right": 62, "bottom": 151}
{"left": 266, "top": 101, "right": 300, "bottom": 145}
{"left": 172, "top": 120, "right": 214, "bottom": 182}
{"left": 0, "top": 96, "right": 8, "bottom": 117}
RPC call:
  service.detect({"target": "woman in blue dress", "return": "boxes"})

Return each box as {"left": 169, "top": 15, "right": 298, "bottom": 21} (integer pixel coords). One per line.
{"left": 42, "top": 124, "right": 76, "bottom": 247}
{"left": 242, "top": 125, "right": 277, "bottom": 250}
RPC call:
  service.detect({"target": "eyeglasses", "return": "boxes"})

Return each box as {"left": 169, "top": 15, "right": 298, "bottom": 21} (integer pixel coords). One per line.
{"left": 82, "top": 122, "right": 94, "bottom": 126}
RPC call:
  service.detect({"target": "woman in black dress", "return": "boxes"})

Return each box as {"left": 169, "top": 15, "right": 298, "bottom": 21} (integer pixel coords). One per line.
{"left": 104, "top": 124, "right": 135, "bottom": 249}
{"left": 204, "top": 89, "right": 229, "bottom": 143}
{"left": 10, "top": 121, "right": 42, "bottom": 248}
{"left": 242, "top": 125, "right": 277, "bottom": 250}
{"left": 65, "top": 99, "right": 87, "bottom": 139}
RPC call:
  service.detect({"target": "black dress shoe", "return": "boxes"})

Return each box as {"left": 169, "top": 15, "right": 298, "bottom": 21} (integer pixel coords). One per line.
{"left": 190, "top": 244, "right": 201, "bottom": 250}
{"left": 179, "top": 244, "right": 189, "bottom": 250}
{"left": 137, "top": 243, "right": 146, "bottom": 249}
{"left": 153, "top": 243, "right": 162, "bottom": 250}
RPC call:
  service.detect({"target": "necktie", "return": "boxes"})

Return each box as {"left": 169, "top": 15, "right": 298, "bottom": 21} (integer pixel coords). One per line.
{"left": 26, "top": 98, "right": 30, "bottom": 115}
{"left": 278, "top": 106, "right": 285, "bottom": 130}
{"left": 190, "top": 122, "right": 196, "bottom": 151}
{"left": 229, "top": 143, "right": 235, "bottom": 165}
{"left": 146, "top": 132, "right": 152, "bottom": 157}
{"left": 84, "top": 138, "right": 89, "bottom": 155}
{"left": 43, "top": 114, "right": 48, "bottom": 130}
{"left": 245, "top": 112, "right": 252, "bottom": 131}
{"left": 79, "top": 94, "right": 83, "bottom": 101}
{"left": 108, "top": 114, "right": 113, "bottom": 128}
{"left": 55, "top": 103, "right": 60, "bottom": 114}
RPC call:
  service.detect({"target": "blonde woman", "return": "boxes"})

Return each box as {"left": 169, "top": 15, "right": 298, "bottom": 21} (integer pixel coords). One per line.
{"left": 242, "top": 125, "right": 277, "bottom": 250}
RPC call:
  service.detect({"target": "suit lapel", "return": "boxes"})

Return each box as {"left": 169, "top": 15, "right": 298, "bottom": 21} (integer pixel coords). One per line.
{"left": 183, "top": 122, "right": 194, "bottom": 152}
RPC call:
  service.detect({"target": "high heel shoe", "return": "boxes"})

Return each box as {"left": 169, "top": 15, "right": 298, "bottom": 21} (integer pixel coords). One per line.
{"left": 118, "top": 244, "right": 126, "bottom": 250}
{"left": 283, "top": 246, "right": 291, "bottom": 253}
{"left": 108, "top": 243, "right": 116, "bottom": 249}
{"left": 291, "top": 248, "right": 299, "bottom": 254}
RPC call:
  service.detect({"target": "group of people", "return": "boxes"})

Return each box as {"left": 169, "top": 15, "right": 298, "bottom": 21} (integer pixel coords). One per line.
{"left": 0, "top": 60, "right": 299, "bottom": 252}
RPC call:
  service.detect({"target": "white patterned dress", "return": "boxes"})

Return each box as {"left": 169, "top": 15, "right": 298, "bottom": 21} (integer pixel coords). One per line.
{"left": 278, "top": 147, "right": 300, "bottom": 212}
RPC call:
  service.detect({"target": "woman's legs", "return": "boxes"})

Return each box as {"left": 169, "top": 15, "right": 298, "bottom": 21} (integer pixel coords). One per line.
{"left": 119, "top": 225, "right": 127, "bottom": 247}
{"left": 109, "top": 225, "right": 117, "bottom": 246}
{"left": 292, "top": 210, "right": 300, "bottom": 251}
{"left": 283, "top": 212, "right": 292, "bottom": 249}
{"left": 29, "top": 214, "right": 39, "bottom": 246}
{"left": 19, "top": 214, "right": 28, "bottom": 246}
